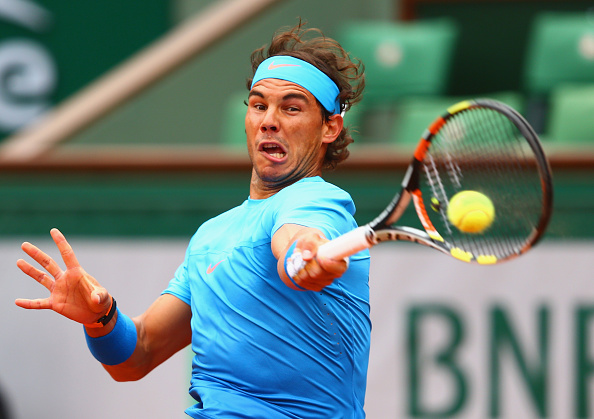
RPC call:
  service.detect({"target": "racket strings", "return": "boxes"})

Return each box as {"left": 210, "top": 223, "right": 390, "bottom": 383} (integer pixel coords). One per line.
{"left": 467, "top": 109, "right": 540, "bottom": 256}
{"left": 420, "top": 105, "right": 546, "bottom": 260}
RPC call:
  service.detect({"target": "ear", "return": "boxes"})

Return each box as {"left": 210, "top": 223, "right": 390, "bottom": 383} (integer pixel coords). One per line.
{"left": 321, "top": 113, "right": 344, "bottom": 144}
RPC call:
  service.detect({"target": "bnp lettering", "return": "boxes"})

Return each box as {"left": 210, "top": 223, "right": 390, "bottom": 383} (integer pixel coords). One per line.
{"left": 405, "top": 304, "right": 594, "bottom": 418}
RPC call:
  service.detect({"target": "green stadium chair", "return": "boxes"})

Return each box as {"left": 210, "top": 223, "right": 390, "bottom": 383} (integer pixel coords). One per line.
{"left": 546, "top": 83, "right": 594, "bottom": 144}
{"left": 522, "top": 12, "right": 594, "bottom": 134}
{"left": 390, "top": 97, "right": 450, "bottom": 146}
{"left": 335, "top": 19, "right": 459, "bottom": 143}
{"left": 524, "top": 12, "right": 594, "bottom": 96}
{"left": 337, "top": 19, "right": 459, "bottom": 105}
{"left": 390, "top": 92, "right": 525, "bottom": 145}
{"left": 221, "top": 90, "right": 249, "bottom": 147}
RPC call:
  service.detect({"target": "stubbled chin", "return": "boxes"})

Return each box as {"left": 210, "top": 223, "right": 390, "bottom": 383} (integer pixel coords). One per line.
{"left": 253, "top": 165, "right": 287, "bottom": 184}
{"left": 250, "top": 152, "right": 320, "bottom": 193}
{"left": 254, "top": 162, "right": 318, "bottom": 191}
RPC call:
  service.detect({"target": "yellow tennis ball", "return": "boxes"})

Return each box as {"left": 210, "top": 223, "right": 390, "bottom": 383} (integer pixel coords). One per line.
{"left": 447, "top": 191, "right": 495, "bottom": 233}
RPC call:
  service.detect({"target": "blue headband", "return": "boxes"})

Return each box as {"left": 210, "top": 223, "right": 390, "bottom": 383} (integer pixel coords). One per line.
{"left": 251, "top": 56, "right": 341, "bottom": 115}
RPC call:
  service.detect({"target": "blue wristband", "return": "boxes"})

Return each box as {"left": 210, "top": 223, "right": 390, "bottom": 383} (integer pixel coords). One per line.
{"left": 284, "top": 241, "right": 308, "bottom": 291}
{"left": 84, "top": 308, "right": 137, "bottom": 366}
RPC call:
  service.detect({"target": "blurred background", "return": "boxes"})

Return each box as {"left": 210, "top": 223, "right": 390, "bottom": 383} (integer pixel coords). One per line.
{"left": 0, "top": 0, "right": 592, "bottom": 418}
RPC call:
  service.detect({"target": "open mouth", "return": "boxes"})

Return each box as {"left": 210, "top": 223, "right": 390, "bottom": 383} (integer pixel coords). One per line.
{"left": 260, "top": 142, "right": 287, "bottom": 160}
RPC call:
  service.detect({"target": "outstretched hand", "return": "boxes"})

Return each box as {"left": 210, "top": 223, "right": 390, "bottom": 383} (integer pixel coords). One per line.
{"left": 15, "top": 228, "right": 111, "bottom": 325}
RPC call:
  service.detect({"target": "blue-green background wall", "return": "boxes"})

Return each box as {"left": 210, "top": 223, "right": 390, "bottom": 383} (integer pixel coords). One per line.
{"left": 0, "top": 0, "right": 592, "bottom": 240}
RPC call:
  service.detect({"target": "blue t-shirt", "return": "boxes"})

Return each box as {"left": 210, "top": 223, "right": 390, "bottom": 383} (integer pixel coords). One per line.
{"left": 163, "top": 177, "right": 371, "bottom": 418}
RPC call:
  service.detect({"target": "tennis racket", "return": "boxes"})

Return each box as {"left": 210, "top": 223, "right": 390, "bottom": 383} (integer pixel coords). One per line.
{"left": 292, "top": 99, "right": 553, "bottom": 270}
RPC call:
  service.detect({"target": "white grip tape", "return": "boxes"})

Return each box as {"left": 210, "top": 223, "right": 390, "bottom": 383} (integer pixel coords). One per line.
{"left": 317, "top": 225, "right": 374, "bottom": 260}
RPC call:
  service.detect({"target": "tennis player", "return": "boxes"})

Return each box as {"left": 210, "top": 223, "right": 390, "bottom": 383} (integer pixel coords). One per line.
{"left": 15, "top": 22, "right": 370, "bottom": 418}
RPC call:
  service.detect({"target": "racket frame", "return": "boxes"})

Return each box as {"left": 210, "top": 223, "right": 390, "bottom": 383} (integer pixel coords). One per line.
{"left": 317, "top": 99, "right": 553, "bottom": 265}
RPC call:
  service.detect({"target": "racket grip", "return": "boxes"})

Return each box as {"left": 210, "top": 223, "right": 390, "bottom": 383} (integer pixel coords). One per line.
{"left": 285, "top": 226, "right": 374, "bottom": 280}
{"left": 317, "top": 225, "right": 374, "bottom": 260}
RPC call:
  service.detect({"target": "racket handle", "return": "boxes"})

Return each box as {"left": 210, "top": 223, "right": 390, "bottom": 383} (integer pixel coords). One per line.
{"left": 317, "top": 225, "right": 375, "bottom": 260}
{"left": 285, "top": 226, "right": 374, "bottom": 281}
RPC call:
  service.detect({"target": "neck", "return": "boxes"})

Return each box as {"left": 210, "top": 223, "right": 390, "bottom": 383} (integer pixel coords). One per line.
{"left": 249, "top": 169, "right": 321, "bottom": 199}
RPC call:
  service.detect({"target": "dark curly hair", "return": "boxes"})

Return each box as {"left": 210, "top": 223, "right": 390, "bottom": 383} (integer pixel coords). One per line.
{"left": 246, "top": 21, "right": 365, "bottom": 170}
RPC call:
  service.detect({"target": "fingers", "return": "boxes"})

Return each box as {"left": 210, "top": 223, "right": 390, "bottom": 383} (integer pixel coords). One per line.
{"left": 296, "top": 233, "right": 348, "bottom": 277}
{"left": 291, "top": 257, "right": 347, "bottom": 291}
{"left": 50, "top": 228, "right": 81, "bottom": 270}
{"left": 284, "top": 232, "right": 349, "bottom": 291}
{"left": 14, "top": 297, "right": 51, "bottom": 310}
{"left": 289, "top": 251, "right": 348, "bottom": 292}
{"left": 21, "top": 241, "right": 63, "bottom": 278}
{"left": 16, "top": 259, "right": 54, "bottom": 290}
{"left": 316, "top": 255, "right": 349, "bottom": 277}
{"left": 90, "top": 288, "right": 110, "bottom": 307}
{"left": 297, "top": 238, "right": 320, "bottom": 263}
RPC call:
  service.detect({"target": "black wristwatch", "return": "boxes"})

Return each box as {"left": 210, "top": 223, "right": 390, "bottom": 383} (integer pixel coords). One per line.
{"left": 87, "top": 297, "right": 117, "bottom": 328}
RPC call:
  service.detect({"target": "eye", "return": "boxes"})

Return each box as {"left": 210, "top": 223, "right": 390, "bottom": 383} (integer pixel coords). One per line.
{"left": 247, "top": 96, "right": 266, "bottom": 111}
{"left": 249, "top": 102, "right": 266, "bottom": 111}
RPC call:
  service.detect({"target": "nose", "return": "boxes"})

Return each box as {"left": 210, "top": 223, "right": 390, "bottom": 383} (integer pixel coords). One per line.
{"left": 260, "top": 108, "right": 279, "bottom": 133}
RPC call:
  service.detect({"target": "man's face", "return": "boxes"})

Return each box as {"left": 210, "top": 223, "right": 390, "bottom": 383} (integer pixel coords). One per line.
{"left": 245, "top": 78, "right": 341, "bottom": 197}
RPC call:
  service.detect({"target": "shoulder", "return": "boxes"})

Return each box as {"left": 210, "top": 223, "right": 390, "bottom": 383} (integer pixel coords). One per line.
{"left": 275, "top": 176, "right": 355, "bottom": 214}
{"left": 270, "top": 177, "right": 358, "bottom": 238}
{"left": 188, "top": 200, "right": 249, "bottom": 243}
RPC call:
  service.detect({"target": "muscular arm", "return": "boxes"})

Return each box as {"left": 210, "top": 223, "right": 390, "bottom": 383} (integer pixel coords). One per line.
{"left": 99, "top": 294, "right": 192, "bottom": 382}
{"left": 272, "top": 223, "right": 348, "bottom": 291}
{"left": 15, "top": 228, "right": 192, "bottom": 382}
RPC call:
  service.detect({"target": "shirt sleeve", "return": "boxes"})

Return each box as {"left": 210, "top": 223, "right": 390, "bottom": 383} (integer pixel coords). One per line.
{"left": 161, "top": 243, "right": 192, "bottom": 305}
{"left": 271, "top": 180, "right": 357, "bottom": 240}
